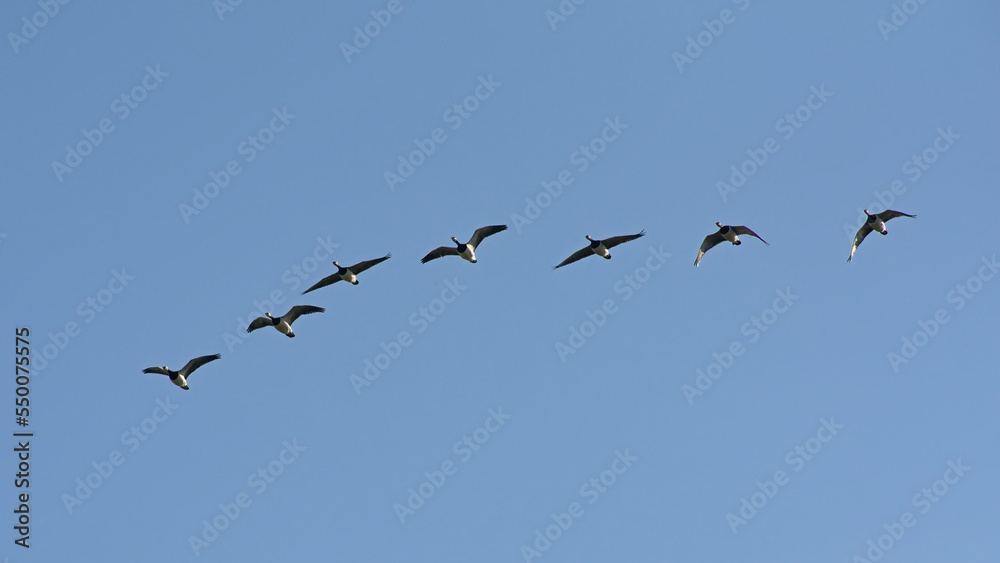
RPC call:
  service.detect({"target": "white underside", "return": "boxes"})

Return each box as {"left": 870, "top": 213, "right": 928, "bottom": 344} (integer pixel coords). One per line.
{"left": 594, "top": 243, "right": 609, "bottom": 258}
{"left": 276, "top": 321, "right": 293, "bottom": 335}
{"left": 172, "top": 374, "right": 188, "bottom": 388}
{"left": 873, "top": 220, "right": 886, "bottom": 233}
{"left": 723, "top": 231, "right": 739, "bottom": 244}
{"left": 342, "top": 272, "right": 358, "bottom": 284}
{"left": 460, "top": 248, "right": 476, "bottom": 262}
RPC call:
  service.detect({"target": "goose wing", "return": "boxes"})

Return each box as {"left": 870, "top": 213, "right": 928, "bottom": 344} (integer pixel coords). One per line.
{"left": 302, "top": 273, "right": 340, "bottom": 295}
{"left": 732, "top": 226, "right": 769, "bottom": 245}
{"left": 421, "top": 246, "right": 460, "bottom": 263}
{"left": 877, "top": 210, "right": 916, "bottom": 222}
{"left": 847, "top": 223, "right": 874, "bottom": 263}
{"left": 694, "top": 233, "right": 726, "bottom": 267}
{"left": 284, "top": 305, "right": 325, "bottom": 325}
{"left": 602, "top": 230, "right": 646, "bottom": 249}
{"left": 468, "top": 224, "right": 508, "bottom": 249}
{"left": 180, "top": 354, "right": 221, "bottom": 377}
{"left": 142, "top": 366, "right": 170, "bottom": 376}
{"left": 349, "top": 253, "right": 391, "bottom": 274}
{"left": 554, "top": 246, "right": 594, "bottom": 269}
{"left": 247, "top": 316, "right": 271, "bottom": 333}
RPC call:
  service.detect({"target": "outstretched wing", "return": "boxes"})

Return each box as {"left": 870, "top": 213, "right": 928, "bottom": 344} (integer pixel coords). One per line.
{"left": 468, "top": 225, "right": 508, "bottom": 249}
{"left": 285, "top": 305, "right": 325, "bottom": 325}
{"left": 142, "top": 366, "right": 170, "bottom": 376}
{"left": 554, "top": 246, "right": 593, "bottom": 269}
{"left": 247, "top": 317, "right": 271, "bottom": 333}
{"left": 302, "top": 273, "right": 340, "bottom": 295}
{"left": 350, "top": 253, "right": 391, "bottom": 275}
{"left": 421, "top": 246, "right": 459, "bottom": 263}
{"left": 732, "top": 226, "right": 769, "bottom": 245}
{"left": 877, "top": 210, "right": 916, "bottom": 222}
{"left": 602, "top": 230, "right": 645, "bottom": 249}
{"left": 180, "top": 354, "right": 221, "bottom": 377}
{"left": 847, "top": 223, "right": 874, "bottom": 263}
{"left": 694, "top": 233, "right": 726, "bottom": 267}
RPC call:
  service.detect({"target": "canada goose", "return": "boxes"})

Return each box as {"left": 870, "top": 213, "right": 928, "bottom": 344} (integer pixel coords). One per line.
{"left": 695, "top": 222, "right": 769, "bottom": 266}
{"left": 554, "top": 231, "right": 646, "bottom": 269}
{"left": 848, "top": 209, "right": 916, "bottom": 262}
{"left": 303, "top": 254, "right": 391, "bottom": 294}
{"left": 247, "top": 305, "right": 325, "bottom": 338}
{"left": 142, "top": 353, "right": 221, "bottom": 390}
{"left": 421, "top": 225, "right": 507, "bottom": 264}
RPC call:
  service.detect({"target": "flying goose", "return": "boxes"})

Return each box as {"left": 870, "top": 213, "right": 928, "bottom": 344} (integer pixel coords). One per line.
{"left": 303, "top": 253, "right": 391, "bottom": 294}
{"left": 847, "top": 209, "right": 916, "bottom": 262}
{"left": 554, "top": 230, "right": 646, "bottom": 269}
{"left": 247, "top": 305, "right": 325, "bottom": 338}
{"left": 695, "top": 222, "right": 769, "bottom": 266}
{"left": 142, "top": 353, "right": 221, "bottom": 390}
{"left": 421, "top": 225, "right": 507, "bottom": 264}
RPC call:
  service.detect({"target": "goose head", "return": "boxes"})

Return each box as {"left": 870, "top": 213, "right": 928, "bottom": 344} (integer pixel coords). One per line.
{"left": 585, "top": 235, "right": 594, "bottom": 242}
{"left": 265, "top": 312, "right": 274, "bottom": 319}
{"left": 864, "top": 209, "right": 874, "bottom": 217}
{"left": 451, "top": 236, "right": 461, "bottom": 245}
{"left": 715, "top": 221, "right": 724, "bottom": 228}
{"left": 333, "top": 261, "right": 341, "bottom": 268}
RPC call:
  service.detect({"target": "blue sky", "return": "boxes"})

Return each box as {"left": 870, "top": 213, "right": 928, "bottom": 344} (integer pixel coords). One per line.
{"left": 2, "top": 1, "right": 999, "bottom": 561}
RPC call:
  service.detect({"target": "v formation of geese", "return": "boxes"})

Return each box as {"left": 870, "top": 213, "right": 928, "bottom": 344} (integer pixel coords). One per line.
{"left": 142, "top": 212, "right": 916, "bottom": 389}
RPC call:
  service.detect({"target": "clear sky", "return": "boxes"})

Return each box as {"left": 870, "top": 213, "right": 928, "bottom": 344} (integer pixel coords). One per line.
{"left": 2, "top": 1, "right": 999, "bottom": 561}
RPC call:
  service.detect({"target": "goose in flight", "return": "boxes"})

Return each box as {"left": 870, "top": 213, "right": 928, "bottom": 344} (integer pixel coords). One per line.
{"left": 695, "top": 222, "right": 769, "bottom": 266}
{"left": 303, "top": 254, "right": 391, "bottom": 294}
{"left": 848, "top": 209, "right": 916, "bottom": 262}
{"left": 142, "top": 353, "right": 221, "bottom": 390}
{"left": 554, "top": 231, "right": 645, "bottom": 269}
{"left": 421, "top": 225, "right": 507, "bottom": 264}
{"left": 247, "top": 305, "right": 325, "bottom": 338}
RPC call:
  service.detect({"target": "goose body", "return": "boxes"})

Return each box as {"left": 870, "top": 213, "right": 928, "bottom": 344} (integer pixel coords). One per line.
{"left": 847, "top": 209, "right": 916, "bottom": 262}
{"left": 554, "top": 230, "right": 645, "bottom": 269}
{"left": 421, "top": 225, "right": 507, "bottom": 264}
{"left": 142, "top": 353, "right": 221, "bottom": 390}
{"left": 303, "top": 254, "right": 391, "bottom": 294}
{"left": 694, "top": 222, "right": 769, "bottom": 266}
{"left": 247, "top": 305, "right": 325, "bottom": 338}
